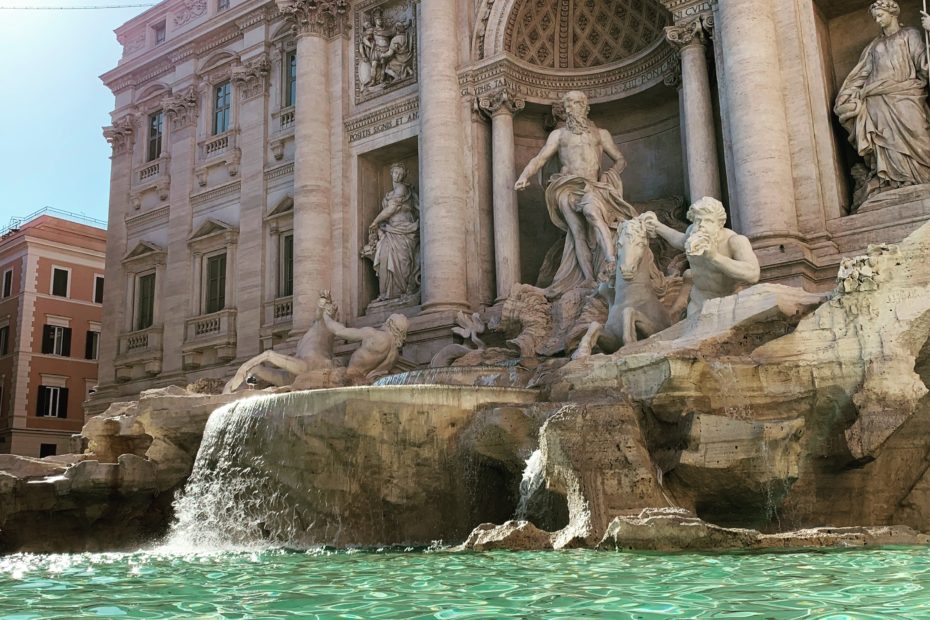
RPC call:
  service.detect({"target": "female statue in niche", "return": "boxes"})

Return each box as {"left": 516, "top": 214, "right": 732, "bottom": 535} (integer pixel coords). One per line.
{"left": 835, "top": 1, "right": 930, "bottom": 206}
{"left": 362, "top": 162, "right": 420, "bottom": 302}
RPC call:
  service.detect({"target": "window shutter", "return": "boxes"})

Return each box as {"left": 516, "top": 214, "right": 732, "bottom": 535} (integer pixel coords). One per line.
{"left": 61, "top": 328, "right": 72, "bottom": 357}
{"left": 59, "top": 388, "right": 69, "bottom": 419}
{"left": 42, "top": 326, "right": 54, "bottom": 354}
{"left": 36, "top": 387, "right": 47, "bottom": 417}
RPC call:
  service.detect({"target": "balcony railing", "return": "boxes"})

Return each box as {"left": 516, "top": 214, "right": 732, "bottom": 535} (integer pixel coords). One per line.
{"left": 263, "top": 296, "right": 293, "bottom": 327}
{"left": 279, "top": 108, "right": 295, "bottom": 131}
{"left": 118, "top": 326, "right": 162, "bottom": 356}
{"left": 185, "top": 308, "right": 237, "bottom": 345}
{"left": 132, "top": 155, "right": 169, "bottom": 189}
{"left": 200, "top": 131, "right": 236, "bottom": 162}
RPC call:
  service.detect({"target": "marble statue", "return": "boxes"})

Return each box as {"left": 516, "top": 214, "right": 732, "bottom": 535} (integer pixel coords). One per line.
{"left": 572, "top": 215, "right": 690, "bottom": 358}
{"left": 358, "top": 7, "right": 414, "bottom": 91}
{"left": 224, "top": 291, "right": 338, "bottom": 393}
{"left": 323, "top": 312, "right": 409, "bottom": 383}
{"left": 515, "top": 90, "right": 637, "bottom": 298}
{"left": 361, "top": 162, "right": 420, "bottom": 302}
{"left": 835, "top": 1, "right": 930, "bottom": 206}
{"left": 643, "top": 197, "right": 760, "bottom": 317}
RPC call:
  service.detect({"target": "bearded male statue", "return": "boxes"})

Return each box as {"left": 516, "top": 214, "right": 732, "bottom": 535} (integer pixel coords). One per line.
{"left": 515, "top": 90, "right": 637, "bottom": 298}
{"left": 642, "top": 197, "right": 760, "bottom": 317}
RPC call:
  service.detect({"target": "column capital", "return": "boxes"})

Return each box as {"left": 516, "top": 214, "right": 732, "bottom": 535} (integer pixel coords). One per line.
{"left": 231, "top": 54, "right": 272, "bottom": 101}
{"left": 161, "top": 86, "right": 199, "bottom": 130}
{"left": 664, "top": 16, "right": 708, "bottom": 50}
{"left": 478, "top": 87, "right": 525, "bottom": 118}
{"left": 103, "top": 113, "right": 137, "bottom": 156}
{"left": 276, "top": 0, "right": 351, "bottom": 39}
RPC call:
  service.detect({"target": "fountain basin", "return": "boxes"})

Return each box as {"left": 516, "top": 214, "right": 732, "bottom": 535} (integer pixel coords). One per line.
{"left": 171, "top": 385, "right": 546, "bottom": 548}
{"left": 373, "top": 365, "right": 534, "bottom": 388}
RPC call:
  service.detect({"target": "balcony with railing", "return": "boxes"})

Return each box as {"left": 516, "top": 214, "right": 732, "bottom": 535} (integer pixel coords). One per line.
{"left": 199, "top": 130, "right": 237, "bottom": 162}
{"left": 259, "top": 296, "right": 293, "bottom": 350}
{"left": 182, "top": 308, "right": 237, "bottom": 369}
{"left": 132, "top": 155, "right": 169, "bottom": 189}
{"left": 115, "top": 325, "right": 164, "bottom": 380}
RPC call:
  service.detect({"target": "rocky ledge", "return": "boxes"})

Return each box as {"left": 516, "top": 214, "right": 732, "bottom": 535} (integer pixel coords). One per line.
{"left": 462, "top": 508, "right": 929, "bottom": 552}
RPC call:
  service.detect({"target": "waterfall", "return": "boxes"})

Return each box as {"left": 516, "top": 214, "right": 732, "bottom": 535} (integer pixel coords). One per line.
{"left": 514, "top": 449, "right": 544, "bottom": 520}
{"left": 163, "top": 394, "right": 306, "bottom": 552}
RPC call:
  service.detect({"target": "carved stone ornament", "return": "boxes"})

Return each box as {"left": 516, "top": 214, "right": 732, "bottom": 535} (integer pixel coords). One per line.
{"left": 478, "top": 87, "right": 525, "bottom": 117}
{"left": 103, "top": 114, "right": 137, "bottom": 156}
{"left": 663, "top": 55, "right": 682, "bottom": 89}
{"left": 232, "top": 54, "right": 272, "bottom": 101}
{"left": 355, "top": 0, "right": 417, "bottom": 103}
{"left": 275, "top": 0, "right": 351, "bottom": 39}
{"left": 174, "top": 0, "right": 207, "bottom": 27}
{"left": 664, "top": 16, "right": 708, "bottom": 50}
{"left": 161, "top": 87, "right": 199, "bottom": 130}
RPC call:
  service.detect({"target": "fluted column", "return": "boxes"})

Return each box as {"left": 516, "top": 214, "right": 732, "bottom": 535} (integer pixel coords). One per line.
{"left": 479, "top": 88, "right": 525, "bottom": 300}
{"left": 276, "top": 1, "right": 348, "bottom": 332}
{"left": 419, "top": 0, "right": 469, "bottom": 312}
{"left": 665, "top": 16, "right": 721, "bottom": 202}
{"left": 714, "top": 0, "right": 798, "bottom": 239}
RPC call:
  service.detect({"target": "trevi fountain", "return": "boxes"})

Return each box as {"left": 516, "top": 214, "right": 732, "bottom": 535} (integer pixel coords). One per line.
{"left": 5, "top": 0, "right": 930, "bottom": 617}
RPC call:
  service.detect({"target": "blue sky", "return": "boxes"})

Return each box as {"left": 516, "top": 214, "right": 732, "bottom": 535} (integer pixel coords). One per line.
{"left": 0, "top": 2, "right": 152, "bottom": 226}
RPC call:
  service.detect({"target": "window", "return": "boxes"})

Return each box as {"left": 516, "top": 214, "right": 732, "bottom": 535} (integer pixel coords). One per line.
{"left": 213, "top": 81, "right": 231, "bottom": 135}
{"left": 285, "top": 50, "right": 297, "bottom": 108}
{"left": 136, "top": 272, "right": 156, "bottom": 330}
{"left": 51, "top": 267, "right": 69, "bottom": 297}
{"left": 1, "top": 269, "right": 11, "bottom": 297}
{"left": 94, "top": 276, "right": 105, "bottom": 304}
{"left": 205, "top": 253, "right": 227, "bottom": 314}
{"left": 0, "top": 325, "right": 8, "bottom": 356}
{"left": 148, "top": 111, "right": 164, "bottom": 162}
{"left": 36, "top": 386, "right": 68, "bottom": 418}
{"left": 39, "top": 443, "right": 57, "bottom": 458}
{"left": 279, "top": 233, "right": 294, "bottom": 298}
{"left": 153, "top": 21, "right": 166, "bottom": 46}
{"left": 85, "top": 331, "right": 100, "bottom": 361}
{"left": 41, "top": 325, "right": 71, "bottom": 357}
{"left": 218, "top": 0, "right": 229, "bottom": 10}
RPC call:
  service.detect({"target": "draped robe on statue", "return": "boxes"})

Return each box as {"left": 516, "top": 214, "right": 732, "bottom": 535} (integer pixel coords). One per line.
{"left": 542, "top": 167, "right": 638, "bottom": 299}
{"left": 373, "top": 187, "right": 420, "bottom": 300}
{"left": 836, "top": 27, "right": 930, "bottom": 190}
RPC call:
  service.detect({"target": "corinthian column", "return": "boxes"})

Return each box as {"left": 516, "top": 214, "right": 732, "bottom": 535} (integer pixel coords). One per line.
{"left": 714, "top": 0, "right": 798, "bottom": 240}
{"left": 276, "top": 0, "right": 348, "bottom": 333}
{"left": 665, "top": 17, "right": 721, "bottom": 202}
{"left": 479, "top": 87, "right": 525, "bottom": 300}
{"left": 419, "top": 0, "right": 469, "bottom": 312}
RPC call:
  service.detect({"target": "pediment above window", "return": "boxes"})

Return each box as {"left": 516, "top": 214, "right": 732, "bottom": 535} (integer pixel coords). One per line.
{"left": 188, "top": 218, "right": 239, "bottom": 252}
{"left": 122, "top": 241, "right": 167, "bottom": 271}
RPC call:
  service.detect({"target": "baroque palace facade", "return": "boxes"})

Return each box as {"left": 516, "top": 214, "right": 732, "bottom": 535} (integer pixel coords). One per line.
{"left": 92, "top": 0, "right": 930, "bottom": 410}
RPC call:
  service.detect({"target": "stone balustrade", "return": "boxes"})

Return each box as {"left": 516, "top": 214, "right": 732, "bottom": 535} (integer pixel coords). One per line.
{"left": 132, "top": 155, "right": 169, "bottom": 189}
{"left": 200, "top": 131, "right": 236, "bottom": 162}
{"left": 114, "top": 326, "right": 164, "bottom": 381}
{"left": 182, "top": 308, "right": 237, "bottom": 369}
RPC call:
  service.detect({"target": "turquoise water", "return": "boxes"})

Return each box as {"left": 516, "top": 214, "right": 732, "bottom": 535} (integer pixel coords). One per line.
{"left": 1, "top": 547, "right": 929, "bottom": 619}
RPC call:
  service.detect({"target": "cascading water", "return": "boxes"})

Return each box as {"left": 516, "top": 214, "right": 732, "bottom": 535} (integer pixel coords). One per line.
{"left": 162, "top": 384, "right": 541, "bottom": 550}
{"left": 514, "top": 449, "right": 545, "bottom": 520}
{"left": 165, "top": 393, "right": 309, "bottom": 551}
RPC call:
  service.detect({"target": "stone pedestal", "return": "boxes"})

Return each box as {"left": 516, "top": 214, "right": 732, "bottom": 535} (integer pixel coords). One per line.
{"left": 479, "top": 88, "right": 525, "bottom": 300}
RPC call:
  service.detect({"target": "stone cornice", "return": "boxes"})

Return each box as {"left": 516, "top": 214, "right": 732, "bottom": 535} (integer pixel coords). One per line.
{"left": 265, "top": 162, "right": 295, "bottom": 181}
{"left": 102, "top": 3, "right": 279, "bottom": 94}
{"left": 344, "top": 95, "right": 419, "bottom": 144}
{"left": 460, "top": 40, "right": 678, "bottom": 106}
{"left": 659, "top": 0, "right": 715, "bottom": 23}
{"left": 190, "top": 181, "right": 242, "bottom": 208}
{"left": 275, "top": 0, "right": 351, "bottom": 39}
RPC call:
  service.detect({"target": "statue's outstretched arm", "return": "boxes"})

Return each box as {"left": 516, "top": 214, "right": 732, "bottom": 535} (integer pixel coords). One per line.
{"left": 323, "top": 313, "right": 368, "bottom": 342}
{"left": 515, "top": 130, "right": 561, "bottom": 190}
{"left": 642, "top": 212, "right": 686, "bottom": 250}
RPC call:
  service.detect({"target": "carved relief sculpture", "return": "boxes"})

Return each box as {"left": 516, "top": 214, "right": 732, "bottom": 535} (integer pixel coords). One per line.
{"left": 361, "top": 161, "right": 420, "bottom": 304}
{"left": 515, "top": 90, "right": 637, "bottom": 298}
{"left": 355, "top": 0, "right": 416, "bottom": 102}
{"left": 835, "top": 1, "right": 930, "bottom": 209}
{"left": 643, "top": 197, "right": 760, "bottom": 317}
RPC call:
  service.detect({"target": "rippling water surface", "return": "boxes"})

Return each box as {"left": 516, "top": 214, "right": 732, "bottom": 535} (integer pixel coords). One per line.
{"left": 1, "top": 547, "right": 929, "bottom": 619}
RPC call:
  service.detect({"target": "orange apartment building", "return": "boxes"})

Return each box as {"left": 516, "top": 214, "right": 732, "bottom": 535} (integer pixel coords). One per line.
{"left": 0, "top": 211, "right": 107, "bottom": 457}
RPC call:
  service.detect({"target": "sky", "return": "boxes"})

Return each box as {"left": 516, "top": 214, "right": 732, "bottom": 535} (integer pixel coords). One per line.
{"left": 0, "top": 1, "right": 154, "bottom": 227}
